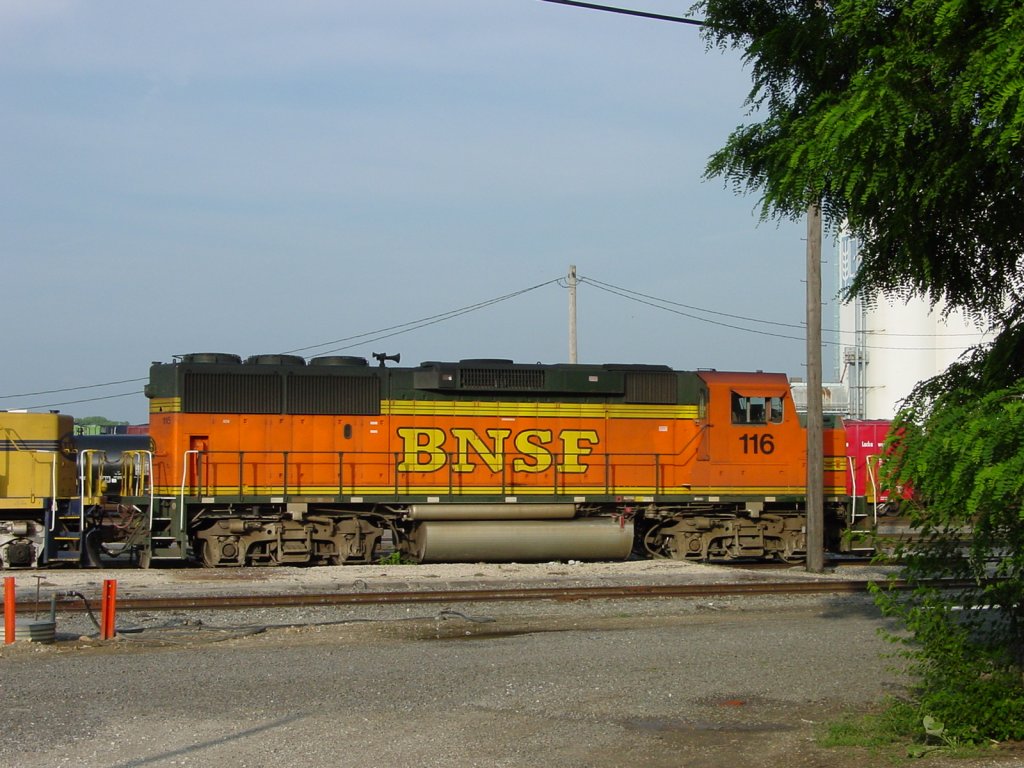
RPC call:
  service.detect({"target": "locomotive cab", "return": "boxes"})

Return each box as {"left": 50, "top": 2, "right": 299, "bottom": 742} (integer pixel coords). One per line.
{"left": 636, "top": 371, "right": 814, "bottom": 562}
{"left": 694, "top": 371, "right": 805, "bottom": 494}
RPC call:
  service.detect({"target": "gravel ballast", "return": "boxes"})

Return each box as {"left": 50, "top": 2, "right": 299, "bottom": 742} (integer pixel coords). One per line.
{"left": 2, "top": 561, "right": 1021, "bottom": 768}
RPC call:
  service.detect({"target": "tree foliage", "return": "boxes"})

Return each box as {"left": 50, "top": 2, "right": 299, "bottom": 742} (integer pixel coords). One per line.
{"left": 873, "top": 327, "right": 1024, "bottom": 742}
{"left": 696, "top": 0, "right": 1024, "bottom": 320}
{"left": 693, "top": 0, "right": 1024, "bottom": 743}
{"left": 76, "top": 416, "right": 128, "bottom": 427}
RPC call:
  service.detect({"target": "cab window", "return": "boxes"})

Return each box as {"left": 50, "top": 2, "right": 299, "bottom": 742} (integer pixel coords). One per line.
{"left": 732, "top": 392, "right": 784, "bottom": 424}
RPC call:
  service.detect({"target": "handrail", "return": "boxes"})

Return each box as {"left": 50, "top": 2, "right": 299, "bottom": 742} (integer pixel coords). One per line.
{"left": 77, "top": 449, "right": 104, "bottom": 532}
{"left": 31, "top": 451, "right": 59, "bottom": 532}
{"left": 123, "top": 450, "right": 155, "bottom": 530}
{"left": 5, "top": 432, "right": 64, "bottom": 527}
{"left": 180, "top": 450, "right": 200, "bottom": 532}
{"left": 847, "top": 456, "right": 858, "bottom": 511}
{"left": 161, "top": 448, "right": 675, "bottom": 497}
{"left": 866, "top": 454, "right": 880, "bottom": 523}
{"left": 121, "top": 449, "right": 153, "bottom": 496}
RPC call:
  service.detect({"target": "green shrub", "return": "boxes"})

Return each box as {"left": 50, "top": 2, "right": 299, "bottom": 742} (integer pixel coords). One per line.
{"left": 874, "top": 581, "right": 1024, "bottom": 744}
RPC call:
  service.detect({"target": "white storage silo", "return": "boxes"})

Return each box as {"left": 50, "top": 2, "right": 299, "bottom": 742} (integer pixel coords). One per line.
{"left": 835, "top": 230, "right": 991, "bottom": 419}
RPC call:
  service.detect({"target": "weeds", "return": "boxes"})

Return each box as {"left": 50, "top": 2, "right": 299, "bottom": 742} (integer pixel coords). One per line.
{"left": 822, "top": 700, "right": 995, "bottom": 761}
{"left": 821, "top": 700, "right": 919, "bottom": 751}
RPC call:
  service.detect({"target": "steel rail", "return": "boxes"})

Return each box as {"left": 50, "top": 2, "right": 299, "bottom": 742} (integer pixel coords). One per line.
{"left": 38, "top": 579, "right": 889, "bottom": 613}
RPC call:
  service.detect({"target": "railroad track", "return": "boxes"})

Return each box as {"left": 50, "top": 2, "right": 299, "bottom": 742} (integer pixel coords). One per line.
{"left": 39, "top": 579, "right": 887, "bottom": 614}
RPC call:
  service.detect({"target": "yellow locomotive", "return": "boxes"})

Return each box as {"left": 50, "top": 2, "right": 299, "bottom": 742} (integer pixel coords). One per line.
{"left": 0, "top": 411, "right": 149, "bottom": 567}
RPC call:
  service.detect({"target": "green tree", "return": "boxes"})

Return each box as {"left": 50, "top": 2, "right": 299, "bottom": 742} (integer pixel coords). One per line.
{"left": 695, "top": 0, "right": 1024, "bottom": 743}
{"left": 697, "top": 0, "right": 1024, "bottom": 318}
{"left": 76, "top": 416, "right": 128, "bottom": 427}
{"left": 871, "top": 333, "right": 1024, "bottom": 742}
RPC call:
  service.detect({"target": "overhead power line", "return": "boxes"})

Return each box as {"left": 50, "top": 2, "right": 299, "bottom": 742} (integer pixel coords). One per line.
{"left": 3, "top": 272, "right": 990, "bottom": 413}
{"left": 580, "top": 276, "right": 808, "bottom": 331}
{"left": 282, "top": 278, "right": 562, "bottom": 358}
{"left": 0, "top": 377, "right": 147, "bottom": 400}
{"left": 582, "top": 277, "right": 809, "bottom": 342}
{"left": 1, "top": 278, "right": 564, "bottom": 412}
{"left": 580, "top": 276, "right": 987, "bottom": 339}
{"left": 4, "top": 390, "right": 144, "bottom": 412}
{"left": 539, "top": 0, "right": 707, "bottom": 26}
{"left": 579, "top": 275, "right": 990, "bottom": 351}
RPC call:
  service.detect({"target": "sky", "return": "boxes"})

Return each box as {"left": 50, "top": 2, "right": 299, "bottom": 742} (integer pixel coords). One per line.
{"left": 1, "top": 0, "right": 821, "bottom": 423}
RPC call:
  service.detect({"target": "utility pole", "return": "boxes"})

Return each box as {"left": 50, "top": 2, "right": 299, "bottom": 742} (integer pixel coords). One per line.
{"left": 539, "top": 0, "right": 827, "bottom": 570}
{"left": 568, "top": 264, "right": 578, "bottom": 363}
{"left": 806, "top": 203, "right": 824, "bottom": 573}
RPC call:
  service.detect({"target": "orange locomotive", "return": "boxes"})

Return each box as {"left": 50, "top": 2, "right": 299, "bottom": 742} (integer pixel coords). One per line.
{"left": 128, "top": 353, "right": 857, "bottom": 567}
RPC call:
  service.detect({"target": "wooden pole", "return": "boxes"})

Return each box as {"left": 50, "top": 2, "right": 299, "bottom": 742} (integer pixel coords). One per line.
{"left": 806, "top": 203, "right": 825, "bottom": 573}
{"left": 568, "top": 265, "right": 578, "bottom": 364}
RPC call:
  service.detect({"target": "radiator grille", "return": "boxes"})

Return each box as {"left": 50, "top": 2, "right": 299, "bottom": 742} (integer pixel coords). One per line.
{"left": 286, "top": 376, "right": 380, "bottom": 415}
{"left": 624, "top": 372, "right": 678, "bottom": 404}
{"left": 183, "top": 373, "right": 281, "bottom": 413}
{"left": 460, "top": 367, "right": 546, "bottom": 390}
{"left": 182, "top": 373, "right": 380, "bottom": 415}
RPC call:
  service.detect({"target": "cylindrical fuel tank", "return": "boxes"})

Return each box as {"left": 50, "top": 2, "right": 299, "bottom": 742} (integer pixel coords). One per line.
{"left": 406, "top": 503, "right": 576, "bottom": 521}
{"left": 69, "top": 435, "right": 153, "bottom": 468}
{"left": 408, "top": 518, "right": 634, "bottom": 563}
{"left": 72, "top": 434, "right": 152, "bottom": 455}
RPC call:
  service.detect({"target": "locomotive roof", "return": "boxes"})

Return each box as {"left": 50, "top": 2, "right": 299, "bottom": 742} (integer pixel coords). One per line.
{"left": 168, "top": 353, "right": 677, "bottom": 372}
{"left": 146, "top": 354, "right": 710, "bottom": 413}
{"left": 697, "top": 370, "right": 791, "bottom": 392}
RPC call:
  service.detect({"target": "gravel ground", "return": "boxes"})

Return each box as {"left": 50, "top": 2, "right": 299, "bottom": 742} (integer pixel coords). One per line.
{"left": 3, "top": 558, "right": 892, "bottom": 639}
{"left": 2, "top": 561, "right": 1022, "bottom": 767}
{"left": 3, "top": 557, "right": 899, "bottom": 603}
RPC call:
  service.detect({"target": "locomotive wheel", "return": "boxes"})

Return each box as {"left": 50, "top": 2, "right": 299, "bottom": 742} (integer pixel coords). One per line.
{"left": 643, "top": 522, "right": 711, "bottom": 561}
{"left": 200, "top": 540, "right": 220, "bottom": 568}
{"left": 775, "top": 549, "right": 804, "bottom": 564}
{"left": 642, "top": 526, "right": 673, "bottom": 559}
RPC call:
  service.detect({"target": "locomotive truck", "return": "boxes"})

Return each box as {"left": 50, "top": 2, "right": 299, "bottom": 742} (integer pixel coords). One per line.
{"left": 0, "top": 353, "right": 898, "bottom": 568}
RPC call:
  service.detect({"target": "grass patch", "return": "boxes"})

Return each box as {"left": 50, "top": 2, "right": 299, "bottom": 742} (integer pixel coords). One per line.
{"left": 821, "top": 700, "right": 920, "bottom": 750}
{"left": 821, "top": 700, "right": 996, "bottom": 762}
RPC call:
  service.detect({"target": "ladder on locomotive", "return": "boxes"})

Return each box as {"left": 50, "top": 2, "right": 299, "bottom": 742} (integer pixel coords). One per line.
{"left": 843, "top": 453, "right": 884, "bottom": 554}
{"left": 116, "top": 450, "right": 186, "bottom": 566}
{"left": 46, "top": 449, "right": 158, "bottom": 565}
{"left": 44, "top": 449, "right": 105, "bottom": 564}
{"left": 124, "top": 451, "right": 188, "bottom": 566}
